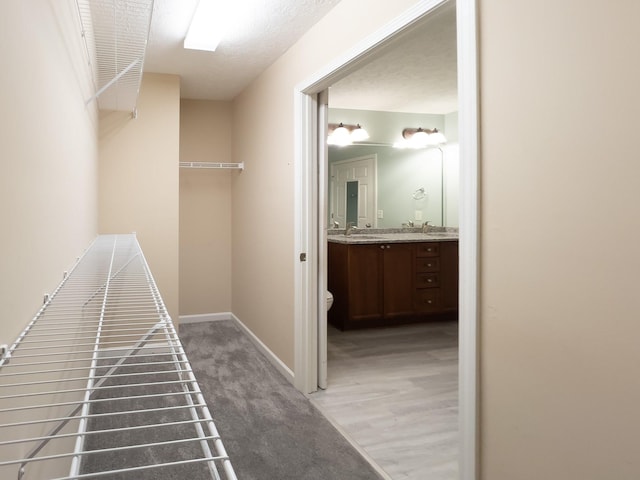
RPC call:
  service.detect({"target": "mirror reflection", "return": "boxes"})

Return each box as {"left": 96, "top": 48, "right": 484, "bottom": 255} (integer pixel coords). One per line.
{"left": 328, "top": 108, "right": 459, "bottom": 229}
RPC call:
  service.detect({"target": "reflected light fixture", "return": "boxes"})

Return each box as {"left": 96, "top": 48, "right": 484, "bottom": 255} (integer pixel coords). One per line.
{"left": 184, "top": 0, "right": 228, "bottom": 52}
{"left": 327, "top": 123, "right": 370, "bottom": 146}
{"left": 395, "top": 127, "right": 447, "bottom": 148}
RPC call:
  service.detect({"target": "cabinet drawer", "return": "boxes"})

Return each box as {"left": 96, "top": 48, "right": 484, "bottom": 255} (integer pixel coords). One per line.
{"left": 414, "top": 289, "right": 442, "bottom": 312}
{"left": 416, "top": 272, "right": 440, "bottom": 288}
{"left": 416, "top": 243, "right": 439, "bottom": 257}
{"left": 416, "top": 257, "right": 440, "bottom": 272}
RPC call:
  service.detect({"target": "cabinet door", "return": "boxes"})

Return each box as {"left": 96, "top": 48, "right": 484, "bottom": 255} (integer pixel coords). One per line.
{"left": 347, "top": 244, "right": 383, "bottom": 321}
{"left": 440, "top": 241, "right": 459, "bottom": 311}
{"left": 382, "top": 243, "right": 414, "bottom": 317}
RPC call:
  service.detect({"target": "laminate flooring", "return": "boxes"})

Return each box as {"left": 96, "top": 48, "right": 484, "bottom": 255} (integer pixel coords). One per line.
{"left": 309, "top": 321, "right": 458, "bottom": 480}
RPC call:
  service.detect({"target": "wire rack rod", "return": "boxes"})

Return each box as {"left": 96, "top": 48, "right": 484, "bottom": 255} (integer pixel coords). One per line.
{"left": 0, "top": 234, "right": 236, "bottom": 480}
{"left": 180, "top": 161, "right": 245, "bottom": 170}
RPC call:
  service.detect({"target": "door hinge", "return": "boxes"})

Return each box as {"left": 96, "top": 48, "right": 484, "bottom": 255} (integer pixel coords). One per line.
{"left": 299, "top": 253, "right": 307, "bottom": 262}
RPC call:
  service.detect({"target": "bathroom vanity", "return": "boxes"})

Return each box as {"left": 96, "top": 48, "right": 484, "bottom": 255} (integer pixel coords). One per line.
{"left": 327, "top": 231, "right": 458, "bottom": 330}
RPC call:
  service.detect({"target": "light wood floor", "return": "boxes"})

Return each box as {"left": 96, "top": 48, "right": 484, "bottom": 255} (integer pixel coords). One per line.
{"left": 310, "top": 321, "right": 458, "bottom": 480}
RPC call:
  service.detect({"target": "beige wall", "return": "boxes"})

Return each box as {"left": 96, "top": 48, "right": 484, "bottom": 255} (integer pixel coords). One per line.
{"left": 0, "top": 1, "right": 98, "bottom": 477}
{"left": 0, "top": 0, "right": 98, "bottom": 347}
{"left": 232, "top": 0, "right": 420, "bottom": 369}
{"left": 98, "top": 73, "right": 180, "bottom": 322}
{"left": 479, "top": 1, "right": 640, "bottom": 478}
{"left": 180, "top": 100, "right": 233, "bottom": 315}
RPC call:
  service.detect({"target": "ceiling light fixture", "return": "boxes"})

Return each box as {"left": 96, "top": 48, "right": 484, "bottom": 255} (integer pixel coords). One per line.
{"left": 327, "top": 123, "right": 370, "bottom": 146}
{"left": 184, "top": 0, "right": 228, "bottom": 52}
{"left": 395, "top": 127, "right": 447, "bottom": 148}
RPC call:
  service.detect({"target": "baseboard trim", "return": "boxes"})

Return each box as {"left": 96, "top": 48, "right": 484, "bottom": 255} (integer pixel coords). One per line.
{"left": 179, "top": 312, "right": 233, "bottom": 324}
{"left": 230, "top": 313, "right": 295, "bottom": 385}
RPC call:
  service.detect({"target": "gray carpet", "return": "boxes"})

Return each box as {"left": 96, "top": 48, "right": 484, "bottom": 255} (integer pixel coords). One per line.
{"left": 81, "top": 354, "right": 214, "bottom": 479}
{"left": 179, "top": 320, "right": 384, "bottom": 480}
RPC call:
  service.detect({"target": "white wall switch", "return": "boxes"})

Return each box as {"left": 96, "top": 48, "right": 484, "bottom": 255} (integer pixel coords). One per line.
{"left": 377, "top": 210, "right": 384, "bottom": 219}
{"left": 415, "top": 210, "right": 423, "bottom": 220}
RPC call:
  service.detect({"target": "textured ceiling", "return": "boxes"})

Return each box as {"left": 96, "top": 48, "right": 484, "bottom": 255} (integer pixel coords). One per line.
{"left": 144, "top": 0, "right": 342, "bottom": 100}
{"left": 143, "top": 0, "right": 457, "bottom": 114}
{"left": 329, "top": 1, "right": 458, "bottom": 114}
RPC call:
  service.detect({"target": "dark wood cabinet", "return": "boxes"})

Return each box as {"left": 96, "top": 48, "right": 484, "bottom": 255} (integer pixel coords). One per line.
{"left": 382, "top": 243, "right": 414, "bottom": 318}
{"left": 328, "top": 240, "right": 458, "bottom": 330}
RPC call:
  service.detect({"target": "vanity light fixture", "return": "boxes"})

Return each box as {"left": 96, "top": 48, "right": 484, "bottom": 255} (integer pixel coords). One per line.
{"left": 394, "top": 127, "right": 447, "bottom": 148}
{"left": 327, "top": 123, "right": 370, "bottom": 146}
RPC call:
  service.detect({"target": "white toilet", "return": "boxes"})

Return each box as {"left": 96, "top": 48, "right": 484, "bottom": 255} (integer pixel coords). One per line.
{"left": 326, "top": 291, "right": 334, "bottom": 311}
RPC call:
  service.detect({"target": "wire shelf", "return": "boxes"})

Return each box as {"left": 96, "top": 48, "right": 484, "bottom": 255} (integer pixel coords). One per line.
{"left": 0, "top": 234, "right": 236, "bottom": 480}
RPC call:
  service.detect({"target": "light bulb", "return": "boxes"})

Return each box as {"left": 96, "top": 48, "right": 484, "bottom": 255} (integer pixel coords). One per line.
{"left": 428, "top": 129, "right": 447, "bottom": 145}
{"left": 350, "top": 124, "right": 369, "bottom": 142}
{"left": 328, "top": 124, "right": 352, "bottom": 146}
{"left": 409, "top": 128, "right": 429, "bottom": 148}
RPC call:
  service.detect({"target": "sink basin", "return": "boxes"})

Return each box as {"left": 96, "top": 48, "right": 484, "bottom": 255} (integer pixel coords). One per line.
{"left": 349, "top": 235, "right": 382, "bottom": 239}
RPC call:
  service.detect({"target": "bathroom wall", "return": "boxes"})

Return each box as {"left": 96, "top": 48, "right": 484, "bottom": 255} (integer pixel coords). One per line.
{"left": 179, "top": 100, "right": 234, "bottom": 316}
{"left": 98, "top": 73, "right": 180, "bottom": 323}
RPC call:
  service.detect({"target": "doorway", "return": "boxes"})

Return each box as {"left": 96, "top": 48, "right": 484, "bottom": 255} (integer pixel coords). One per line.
{"left": 329, "top": 155, "right": 378, "bottom": 229}
{"left": 293, "top": 0, "right": 478, "bottom": 478}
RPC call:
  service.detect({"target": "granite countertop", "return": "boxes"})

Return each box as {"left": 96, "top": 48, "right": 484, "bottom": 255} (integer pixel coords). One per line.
{"left": 327, "top": 227, "right": 459, "bottom": 244}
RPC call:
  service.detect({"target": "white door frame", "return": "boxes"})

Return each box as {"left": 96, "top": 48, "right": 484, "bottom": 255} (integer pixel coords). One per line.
{"left": 293, "top": 0, "right": 479, "bottom": 478}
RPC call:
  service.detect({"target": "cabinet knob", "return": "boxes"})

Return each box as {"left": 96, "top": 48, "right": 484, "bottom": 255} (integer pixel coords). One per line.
{"left": 380, "top": 245, "right": 385, "bottom": 249}
{"left": 427, "top": 299, "right": 433, "bottom": 304}
{"left": 427, "top": 263, "right": 432, "bottom": 267}
{"left": 386, "top": 245, "right": 390, "bottom": 249}
{"left": 427, "top": 279, "right": 433, "bottom": 283}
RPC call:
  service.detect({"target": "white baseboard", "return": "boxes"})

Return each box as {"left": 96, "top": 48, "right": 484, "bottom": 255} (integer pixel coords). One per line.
{"left": 179, "top": 312, "right": 233, "bottom": 324}
{"left": 178, "top": 311, "right": 295, "bottom": 385}
{"left": 231, "top": 313, "right": 295, "bottom": 385}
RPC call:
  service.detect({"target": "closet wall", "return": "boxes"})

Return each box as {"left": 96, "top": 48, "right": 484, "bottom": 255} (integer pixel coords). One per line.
{"left": 98, "top": 73, "right": 180, "bottom": 322}
{"left": 179, "top": 100, "right": 234, "bottom": 316}
{"left": 0, "top": 0, "right": 98, "bottom": 345}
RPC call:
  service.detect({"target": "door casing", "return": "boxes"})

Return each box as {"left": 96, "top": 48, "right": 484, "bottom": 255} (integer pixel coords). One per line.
{"left": 293, "top": 0, "right": 479, "bottom": 478}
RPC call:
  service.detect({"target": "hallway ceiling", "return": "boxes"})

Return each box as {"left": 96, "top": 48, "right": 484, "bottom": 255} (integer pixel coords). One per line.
{"left": 144, "top": 0, "right": 341, "bottom": 100}
{"left": 143, "top": 0, "right": 457, "bottom": 114}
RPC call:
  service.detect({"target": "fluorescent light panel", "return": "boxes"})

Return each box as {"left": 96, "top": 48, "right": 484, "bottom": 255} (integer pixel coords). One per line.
{"left": 184, "top": 0, "right": 227, "bottom": 52}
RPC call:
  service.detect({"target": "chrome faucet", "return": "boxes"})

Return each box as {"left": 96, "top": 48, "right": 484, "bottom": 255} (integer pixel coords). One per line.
{"left": 345, "top": 222, "right": 359, "bottom": 236}
{"left": 404, "top": 220, "right": 414, "bottom": 228}
{"left": 422, "top": 221, "right": 431, "bottom": 233}
{"left": 333, "top": 220, "right": 340, "bottom": 229}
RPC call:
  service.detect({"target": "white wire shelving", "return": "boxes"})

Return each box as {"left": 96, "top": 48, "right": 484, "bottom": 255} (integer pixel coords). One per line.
{"left": 76, "top": 0, "right": 154, "bottom": 112}
{"left": 0, "top": 234, "right": 236, "bottom": 480}
{"left": 179, "top": 162, "right": 245, "bottom": 170}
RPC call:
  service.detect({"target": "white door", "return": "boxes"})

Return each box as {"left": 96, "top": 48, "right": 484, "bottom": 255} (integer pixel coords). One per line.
{"left": 330, "top": 155, "right": 377, "bottom": 228}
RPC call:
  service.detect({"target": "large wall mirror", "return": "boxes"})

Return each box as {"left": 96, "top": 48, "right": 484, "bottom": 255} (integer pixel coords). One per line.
{"left": 328, "top": 108, "right": 459, "bottom": 229}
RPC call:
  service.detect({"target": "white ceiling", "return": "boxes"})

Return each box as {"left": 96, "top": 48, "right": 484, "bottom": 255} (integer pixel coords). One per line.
{"left": 143, "top": 0, "right": 457, "bottom": 114}
{"left": 144, "top": 0, "right": 342, "bottom": 100}
{"left": 329, "top": 2, "right": 457, "bottom": 114}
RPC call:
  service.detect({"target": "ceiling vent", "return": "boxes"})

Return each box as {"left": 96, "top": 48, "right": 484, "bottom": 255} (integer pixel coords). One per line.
{"left": 77, "top": 0, "right": 154, "bottom": 112}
